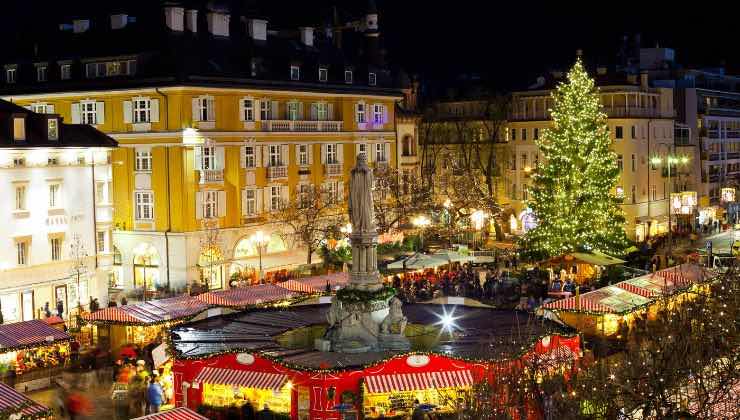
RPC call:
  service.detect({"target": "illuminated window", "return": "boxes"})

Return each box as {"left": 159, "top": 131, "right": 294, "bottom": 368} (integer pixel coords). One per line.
{"left": 290, "top": 65, "right": 300, "bottom": 81}
{"left": 49, "top": 184, "right": 61, "bottom": 208}
{"left": 48, "top": 118, "right": 59, "bottom": 140}
{"left": 51, "top": 237, "right": 62, "bottom": 261}
{"left": 133, "top": 98, "right": 151, "bottom": 123}
{"left": 13, "top": 118, "right": 25, "bottom": 141}
{"left": 373, "top": 104, "right": 384, "bottom": 124}
{"left": 242, "top": 98, "right": 254, "bottom": 121}
{"left": 203, "top": 190, "right": 218, "bottom": 219}
{"left": 135, "top": 150, "right": 152, "bottom": 172}
{"left": 318, "top": 67, "right": 328, "bottom": 82}
{"left": 356, "top": 103, "right": 366, "bottom": 123}
{"left": 80, "top": 101, "right": 98, "bottom": 124}
{"left": 134, "top": 191, "right": 153, "bottom": 220}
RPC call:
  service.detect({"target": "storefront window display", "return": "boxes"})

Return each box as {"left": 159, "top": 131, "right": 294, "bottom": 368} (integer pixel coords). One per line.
{"left": 198, "top": 246, "right": 224, "bottom": 291}
{"left": 125, "top": 325, "right": 165, "bottom": 347}
{"left": 363, "top": 386, "right": 469, "bottom": 418}
{"left": 133, "top": 243, "right": 161, "bottom": 290}
{"left": 0, "top": 294, "right": 19, "bottom": 323}
{"left": 201, "top": 382, "right": 291, "bottom": 414}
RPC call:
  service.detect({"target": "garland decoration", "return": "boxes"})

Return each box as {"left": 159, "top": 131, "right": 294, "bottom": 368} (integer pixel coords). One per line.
{"left": 336, "top": 286, "right": 396, "bottom": 304}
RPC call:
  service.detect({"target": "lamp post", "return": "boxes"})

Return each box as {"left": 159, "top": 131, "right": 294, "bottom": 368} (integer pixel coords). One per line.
{"left": 69, "top": 234, "right": 88, "bottom": 315}
{"left": 443, "top": 199, "right": 453, "bottom": 246}
{"left": 250, "top": 231, "right": 269, "bottom": 282}
{"left": 650, "top": 155, "right": 689, "bottom": 258}
{"left": 470, "top": 210, "right": 487, "bottom": 250}
{"left": 412, "top": 215, "right": 431, "bottom": 251}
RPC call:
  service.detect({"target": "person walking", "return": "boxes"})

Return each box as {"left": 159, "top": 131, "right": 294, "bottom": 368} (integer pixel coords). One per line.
{"left": 147, "top": 375, "right": 164, "bottom": 414}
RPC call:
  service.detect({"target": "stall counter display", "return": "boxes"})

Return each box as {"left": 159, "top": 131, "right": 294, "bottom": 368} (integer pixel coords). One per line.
{"left": 201, "top": 382, "right": 291, "bottom": 414}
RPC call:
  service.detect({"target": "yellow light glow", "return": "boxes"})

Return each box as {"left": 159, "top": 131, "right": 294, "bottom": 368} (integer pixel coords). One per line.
{"left": 509, "top": 214, "right": 518, "bottom": 231}
{"left": 250, "top": 230, "right": 269, "bottom": 246}
{"left": 470, "top": 210, "right": 487, "bottom": 230}
{"left": 412, "top": 215, "right": 430, "bottom": 228}
{"left": 443, "top": 198, "right": 452, "bottom": 209}
{"left": 27, "top": 150, "right": 48, "bottom": 166}
{"left": 183, "top": 128, "right": 202, "bottom": 145}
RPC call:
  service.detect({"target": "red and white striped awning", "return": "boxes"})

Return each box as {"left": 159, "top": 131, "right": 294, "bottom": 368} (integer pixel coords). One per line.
{"left": 542, "top": 296, "right": 615, "bottom": 313}
{"left": 653, "top": 270, "right": 690, "bottom": 288}
{"left": 364, "top": 370, "right": 475, "bottom": 394}
{"left": 291, "top": 272, "right": 348, "bottom": 292}
{"left": 277, "top": 279, "right": 318, "bottom": 294}
{"left": 196, "top": 284, "right": 294, "bottom": 307}
{"left": 0, "top": 319, "right": 71, "bottom": 351}
{"left": 82, "top": 295, "right": 209, "bottom": 325}
{"left": 194, "top": 367, "right": 288, "bottom": 391}
{"left": 616, "top": 282, "right": 656, "bottom": 298}
{"left": 0, "top": 382, "right": 51, "bottom": 418}
{"left": 132, "top": 407, "right": 208, "bottom": 420}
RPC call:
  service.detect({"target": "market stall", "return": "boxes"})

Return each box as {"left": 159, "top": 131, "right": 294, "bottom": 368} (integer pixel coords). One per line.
{"left": 171, "top": 304, "right": 580, "bottom": 420}
{"left": 277, "top": 272, "right": 349, "bottom": 294}
{"left": 0, "top": 319, "right": 71, "bottom": 391}
{"left": 0, "top": 382, "right": 53, "bottom": 419}
{"left": 132, "top": 407, "right": 208, "bottom": 419}
{"left": 543, "top": 251, "right": 625, "bottom": 285}
{"left": 540, "top": 264, "right": 714, "bottom": 337}
{"left": 195, "top": 284, "right": 297, "bottom": 311}
{"left": 81, "top": 295, "right": 210, "bottom": 357}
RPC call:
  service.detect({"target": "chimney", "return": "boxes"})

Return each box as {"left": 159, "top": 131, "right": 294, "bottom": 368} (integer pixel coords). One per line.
{"left": 185, "top": 9, "right": 198, "bottom": 33}
{"left": 248, "top": 19, "right": 268, "bottom": 41}
{"left": 73, "top": 19, "right": 90, "bottom": 34}
{"left": 111, "top": 14, "right": 128, "bottom": 30}
{"left": 207, "top": 11, "right": 230, "bottom": 37}
{"left": 640, "top": 71, "right": 649, "bottom": 89}
{"left": 299, "top": 27, "right": 314, "bottom": 47}
{"left": 164, "top": 6, "right": 185, "bottom": 31}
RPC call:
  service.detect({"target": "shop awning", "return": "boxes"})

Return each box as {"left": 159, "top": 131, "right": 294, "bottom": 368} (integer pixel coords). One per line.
{"left": 570, "top": 251, "right": 625, "bottom": 266}
{"left": 0, "top": 382, "right": 52, "bottom": 418}
{"left": 432, "top": 250, "right": 476, "bottom": 264}
{"left": 387, "top": 253, "right": 450, "bottom": 270}
{"left": 132, "top": 407, "right": 208, "bottom": 420}
{"left": 82, "top": 295, "right": 210, "bottom": 326}
{"left": 196, "top": 284, "right": 295, "bottom": 308}
{"left": 365, "top": 370, "right": 475, "bottom": 394}
{"left": 194, "top": 367, "right": 288, "bottom": 391}
{"left": 277, "top": 272, "right": 348, "bottom": 293}
{"left": 0, "top": 319, "right": 71, "bottom": 352}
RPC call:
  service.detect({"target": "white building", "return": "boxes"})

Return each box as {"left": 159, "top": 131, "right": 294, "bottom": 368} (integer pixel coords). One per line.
{"left": 0, "top": 100, "right": 116, "bottom": 323}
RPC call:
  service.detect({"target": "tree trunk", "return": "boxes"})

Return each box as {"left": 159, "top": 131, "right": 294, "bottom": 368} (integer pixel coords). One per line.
{"left": 306, "top": 247, "right": 313, "bottom": 265}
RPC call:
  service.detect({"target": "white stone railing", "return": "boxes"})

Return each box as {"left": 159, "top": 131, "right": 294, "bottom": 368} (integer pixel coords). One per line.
{"left": 262, "top": 120, "right": 343, "bottom": 132}
{"left": 199, "top": 169, "right": 224, "bottom": 184}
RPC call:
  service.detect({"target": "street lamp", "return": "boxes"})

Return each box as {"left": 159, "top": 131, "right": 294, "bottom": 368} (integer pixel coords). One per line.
{"left": 650, "top": 154, "right": 690, "bottom": 257}
{"left": 470, "top": 210, "right": 487, "bottom": 250}
{"left": 69, "top": 234, "right": 88, "bottom": 314}
{"left": 340, "top": 223, "right": 353, "bottom": 237}
{"left": 412, "top": 215, "right": 431, "bottom": 251}
{"left": 250, "top": 231, "right": 269, "bottom": 282}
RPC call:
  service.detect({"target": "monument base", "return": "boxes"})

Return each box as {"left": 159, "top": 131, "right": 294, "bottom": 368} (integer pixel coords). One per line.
{"left": 378, "top": 333, "right": 411, "bottom": 351}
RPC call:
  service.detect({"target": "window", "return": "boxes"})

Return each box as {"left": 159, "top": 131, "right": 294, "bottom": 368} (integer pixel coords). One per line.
{"left": 244, "top": 146, "right": 256, "bottom": 168}
{"left": 356, "top": 103, "right": 366, "bottom": 123}
{"left": 48, "top": 155, "right": 59, "bottom": 166}
{"left": 317, "top": 103, "right": 328, "bottom": 121}
{"left": 97, "top": 231, "right": 107, "bottom": 253}
{"left": 298, "top": 184, "right": 311, "bottom": 208}
{"left": 244, "top": 189, "right": 257, "bottom": 216}
{"left": 16, "top": 241, "right": 28, "bottom": 266}
{"left": 375, "top": 143, "right": 387, "bottom": 162}
{"left": 326, "top": 144, "right": 338, "bottom": 164}
{"left": 6, "top": 68, "right": 16, "bottom": 84}
{"left": 651, "top": 184, "right": 657, "bottom": 201}
{"left": 81, "top": 101, "right": 98, "bottom": 124}
{"left": 15, "top": 185, "right": 26, "bottom": 211}
{"left": 36, "top": 65, "right": 48, "bottom": 82}
{"left": 133, "top": 98, "right": 151, "bottom": 123}
{"left": 318, "top": 67, "right": 328, "bottom": 82}
{"left": 47, "top": 119, "right": 59, "bottom": 140}
{"left": 631, "top": 185, "right": 636, "bottom": 204}
{"left": 270, "top": 186, "right": 281, "bottom": 211}
{"left": 631, "top": 125, "right": 636, "bottom": 139}
{"left": 298, "top": 144, "right": 309, "bottom": 166}
{"left": 49, "top": 184, "right": 60, "bottom": 208}
{"left": 344, "top": 70, "right": 353, "bottom": 84}
{"left": 260, "top": 100, "right": 271, "bottom": 120}
{"left": 267, "top": 145, "right": 282, "bottom": 167}
{"left": 617, "top": 154, "right": 623, "bottom": 171}
{"left": 521, "top": 153, "right": 528, "bottom": 169}
{"left": 13, "top": 118, "right": 25, "bottom": 141}
{"left": 107, "top": 62, "right": 121, "bottom": 76}
{"left": 13, "top": 157, "right": 25, "bottom": 167}
{"left": 134, "top": 191, "right": 153, "bottom": 220}
{"left": 615, "top": 126, "right": 624, "bottom": 139}
{"left": 511, "top": 128, "right": 517, "bottom": 141}
{"left": 135, "top": 150, "right": 152, "bottom": 172}
{"left": 242, "top": 98, "right": 254, "bottom": 121}
{"left": 290, "top": 65, "right": 300, "bottom": 81}
{"left": 287, "top": 102, "right": 299, "bottom": 121}
{"left": 51, "top": 238, "right": 62, "bottom": 261}
{"left": 373, "top": 104, "right": 384, "bottom": 124}
{"left": 631, "top": 154, "right": 636, "bottom": 172}
{"left": 533, "top": 128, "right": 539, "bottom": 140}
{"left": 32, "top": 103, "right": 49, "bottom": 114}
{"left": 203, "top": 191, "right": 218, "bottom": 219}
{"left": 96, "top": 181, "right": 108, "bottom": 204}
{"left": 359, "top": 143, "right": 368, "bottom": 158}
{"left": 202, "top": 146, "right": 216, "bottom": 170}
{"left": 326, "top": 182, "right": 339, "bottom": 203}
{"left": 521, "top": 128, "right": 527, "bottom": 141}
{"left": 368, "top": 72, "right": 377, "bottom": 86}
{"left": 60, "top": 64, "right": 72, "bottom": 80}
{"left": 196, "top": 97, "right": 214, "bottom": 121}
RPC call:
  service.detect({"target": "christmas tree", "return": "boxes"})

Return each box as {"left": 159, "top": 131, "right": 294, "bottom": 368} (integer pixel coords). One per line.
{"left": 523, "top": 59, "right": 629, "bottom": 258}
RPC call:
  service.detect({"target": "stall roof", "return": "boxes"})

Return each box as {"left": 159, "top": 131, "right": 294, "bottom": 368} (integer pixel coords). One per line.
{"left": 132, "top": 407, "right": 208, "bottom": 420}
{"left": 387, "top": 253, "right": 450, "bottom": 270}
{"left": 195, "top": 284, "right": 296, "bottom": 308}
{"left": 0, "top": 319, "right": 71, "bottom": 352}
{"left": 82, "top": 295, "right": 210, "bottom": 326}
{"left": 171, "top": 303, "right": 575, "bottom": 370}
{"left": 570, "top": 251, "right": 626, "bottom": 266}
{"left": 277, "top": 272, "right": 348, "bottom": 293}
{"left": 0, "top": 382, "right": 52, "bottom": 419}
{"left": 541, "top": 264, "right": 715, "bottom": 315}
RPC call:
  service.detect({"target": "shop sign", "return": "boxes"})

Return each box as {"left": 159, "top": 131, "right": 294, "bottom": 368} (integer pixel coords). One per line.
{"left": 153, "top": 342, "right": 169, "bottom": 368}
{"left": 236, "top": 353, "right": 255, "bottom": 365}
{"left": 406, "top": 354, "right": 430, "bottom": 368}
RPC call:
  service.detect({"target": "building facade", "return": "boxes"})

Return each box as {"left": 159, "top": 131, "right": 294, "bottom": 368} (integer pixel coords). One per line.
{"left": 1, "top": 2, "right": 410, "bottom": 297}
{"left": 0, "top": 100, "right": 115, "bottom": 322}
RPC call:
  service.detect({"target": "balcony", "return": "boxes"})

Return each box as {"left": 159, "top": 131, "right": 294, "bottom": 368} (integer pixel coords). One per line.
{"left": 199, "top": 169, "right": 223, "bottom": 184}
{"left": 706, "top": 129, "right": 740, "bottom": 139}
{"left": 325, "top": 163, "right": 343, "bottom": 177}
{"left": 375, "top": 161, "right": 390, "bottom": 171}
{"left": 267, "top": 165, "right": 288, "bottom": 180}
{"left": 262, "top": 120, "right": 343, "bottom": 132}
{"left": 604, "top": 107, "right": 674, "bottom": 119}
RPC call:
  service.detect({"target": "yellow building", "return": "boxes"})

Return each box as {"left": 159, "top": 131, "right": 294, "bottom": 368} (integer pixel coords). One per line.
{"left": 1, "top": 2, "right": 411, "bottom": 295}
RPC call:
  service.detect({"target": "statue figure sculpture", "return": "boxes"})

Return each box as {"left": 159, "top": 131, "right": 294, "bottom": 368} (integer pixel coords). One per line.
{"left": 380, "top": 297, "right": 408, "bottom": 335}
{"left": 348, "top": 154, "right": 375, "bottom": 233}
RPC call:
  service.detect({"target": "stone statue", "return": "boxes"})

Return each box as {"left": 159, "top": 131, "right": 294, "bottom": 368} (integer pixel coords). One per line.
{"left": 380, "top": 297, "right": 408, "bottom": 335}
{"left": 349, "top": 154, "right": 375, "bottom": 232}
{"left": 326, "top": 297, "right": 343, "bottom": 327}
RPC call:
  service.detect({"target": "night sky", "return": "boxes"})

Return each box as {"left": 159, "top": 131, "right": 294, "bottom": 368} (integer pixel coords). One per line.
{"left": 3, "top": 1, "right": 739, "bottom": 90}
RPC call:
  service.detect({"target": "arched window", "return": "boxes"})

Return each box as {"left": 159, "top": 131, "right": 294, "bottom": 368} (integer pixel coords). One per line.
{"left": 132, "top": 243, "right": 160, "bottom": 290}
{"left": 198, "top": 246, "right": 224, "bottom": 290}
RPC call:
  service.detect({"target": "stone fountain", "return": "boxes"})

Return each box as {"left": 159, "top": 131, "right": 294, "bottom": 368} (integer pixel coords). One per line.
{"left": 320, "top": 154, "right": 410, "bottom": 353}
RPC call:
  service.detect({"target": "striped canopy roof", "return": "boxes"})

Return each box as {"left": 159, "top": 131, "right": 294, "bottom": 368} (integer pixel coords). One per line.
{"left": 365, "top": 370, "right": 475, "bottom": 394}
{"left": 196, "top": 284, "right": 294, "bottom": 307}
{"left": 194, "top": 367, "right": 288, "bottom": 391}
{"left": 277, "top": 272, "right": 348, "bottom": 293}
{"left": 0, "top": 319, "right": 71, "bottom": 352}
{"left": 542, "top": 264, "right": 714, "bottom": 315}
{"left": 132, "top": 407, "right": 208, "bottom": 420}
{"left": 82, "top": 295, "right": 209, "bottom": 325}
{"left": 0, "top": 382, "right": 52, "bottom": 418}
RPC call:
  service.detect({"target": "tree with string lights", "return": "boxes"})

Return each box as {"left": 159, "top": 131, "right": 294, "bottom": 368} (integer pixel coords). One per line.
{"left": 523, "top": 59, "right": 629, "bottom": 259}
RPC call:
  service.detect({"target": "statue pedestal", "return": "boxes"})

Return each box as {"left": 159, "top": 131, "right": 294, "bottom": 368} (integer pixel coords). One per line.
{"left": 378, "top": 333, "right": 411, "bottom": 351}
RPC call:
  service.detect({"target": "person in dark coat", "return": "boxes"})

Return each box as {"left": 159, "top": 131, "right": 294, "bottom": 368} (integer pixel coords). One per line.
{"left": 56, "top": 299, "right": 64, "bottom": 317}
